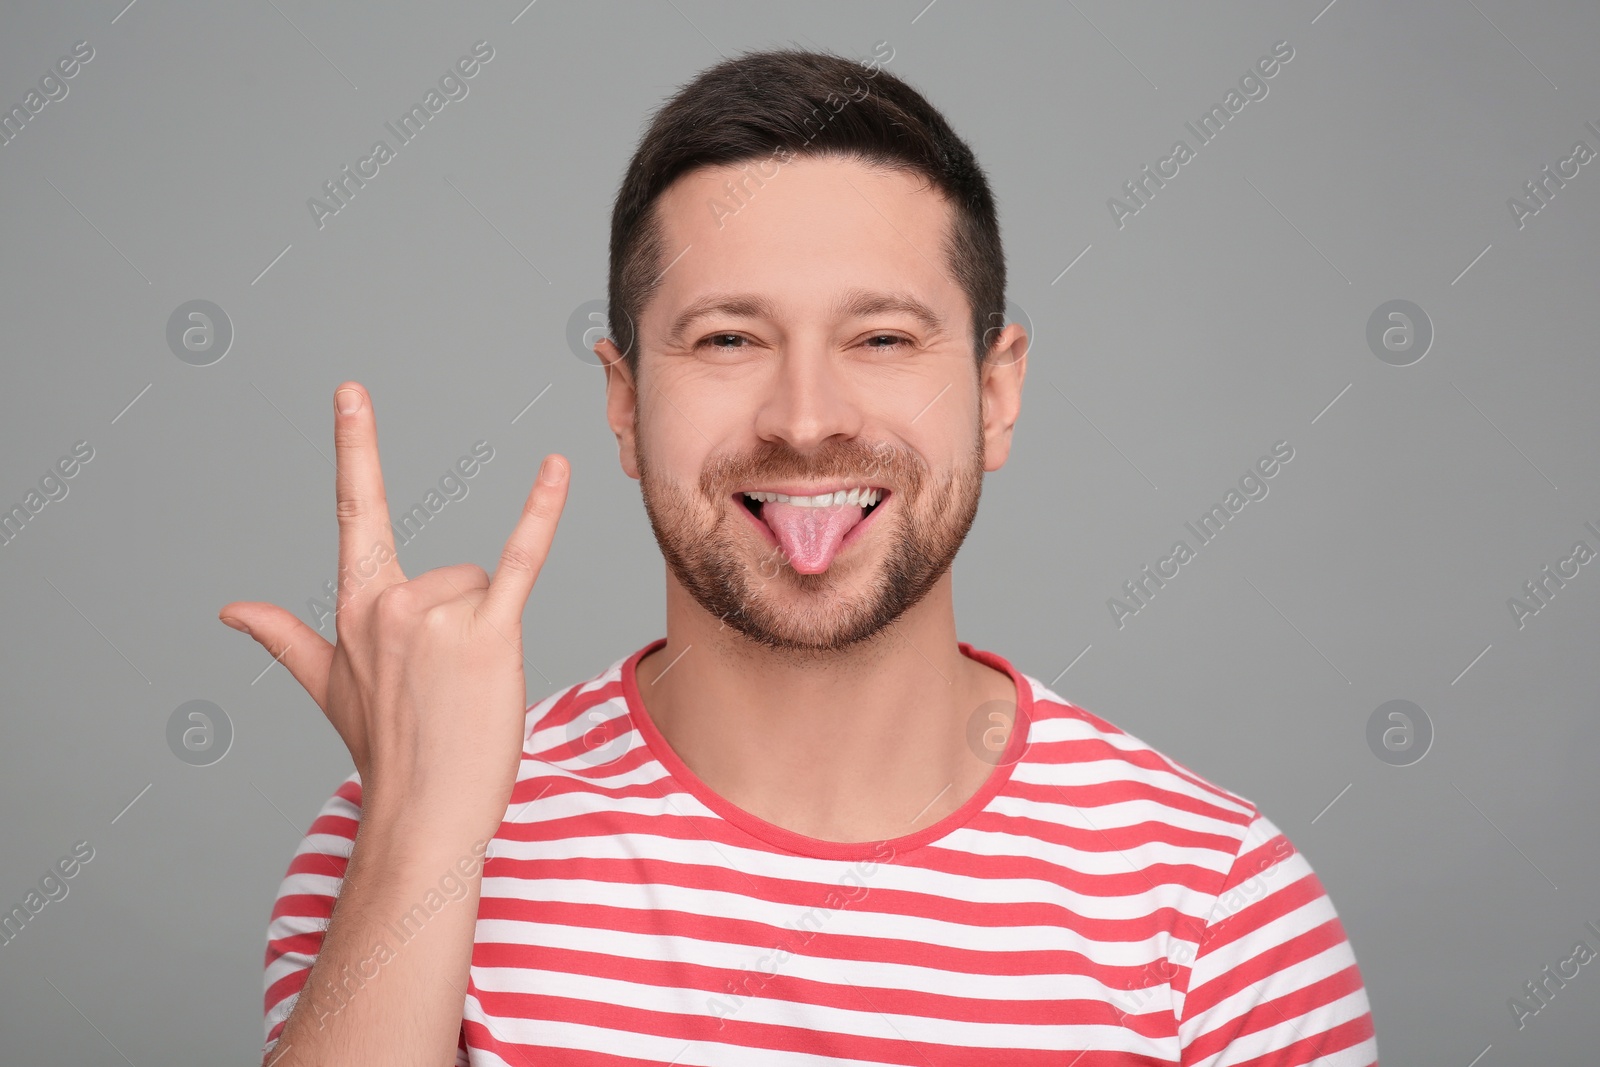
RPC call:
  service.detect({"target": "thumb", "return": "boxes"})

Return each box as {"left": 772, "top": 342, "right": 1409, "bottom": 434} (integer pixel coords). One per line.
{"left": 218, "top": 602, "right": 335, "bottom": 712}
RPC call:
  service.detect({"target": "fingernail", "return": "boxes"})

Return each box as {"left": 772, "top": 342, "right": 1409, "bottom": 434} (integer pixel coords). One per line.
{"left": 335, "top": 389, "right": 362, "bottom": 414}
{"left": 220, "top": 616, "right": 250, "bottom": 635}
{"left": 539, "top": 456, "right": 566, "bottom": 485}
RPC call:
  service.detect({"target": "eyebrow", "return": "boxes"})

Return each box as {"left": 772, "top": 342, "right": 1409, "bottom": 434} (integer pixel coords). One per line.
{"left": 835, "top": 288, "right": 945, "bottom": 334}
{"left": 663, "top": 288, "right": 946, "bottom": 347}
{"left": 665, "top": 294, "right": 779, "bottom": 347}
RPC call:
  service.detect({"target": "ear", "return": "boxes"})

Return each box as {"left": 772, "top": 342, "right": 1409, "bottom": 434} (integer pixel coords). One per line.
{"left": 978, "top": 323, "right": 1027, "bottom": 472}
{"left": 599, "top": 339, "right": 641, "bottom": 480}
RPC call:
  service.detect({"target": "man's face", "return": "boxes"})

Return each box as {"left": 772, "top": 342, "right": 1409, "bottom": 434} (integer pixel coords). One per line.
{"left": 602, "top": 153, "right": 1025, "bottom": 653}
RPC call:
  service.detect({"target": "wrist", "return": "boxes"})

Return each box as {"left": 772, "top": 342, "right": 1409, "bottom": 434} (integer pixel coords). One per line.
{"left": 357, "top": 781, "right": 509, "bottom": 849}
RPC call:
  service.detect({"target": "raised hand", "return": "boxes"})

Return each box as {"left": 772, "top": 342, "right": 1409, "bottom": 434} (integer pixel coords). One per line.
{"left": 219, "top": 381, "right": 569, "bottom": 827}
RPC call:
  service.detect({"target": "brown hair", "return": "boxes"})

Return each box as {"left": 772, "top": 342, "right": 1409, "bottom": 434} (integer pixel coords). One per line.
{"left": 606, "top": 47, "right": 1006, "bottom": 379}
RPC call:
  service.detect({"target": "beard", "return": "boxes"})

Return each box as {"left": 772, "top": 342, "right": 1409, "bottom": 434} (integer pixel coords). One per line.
{"left": 637, "top": 420, "right": 985, "bottom": 654}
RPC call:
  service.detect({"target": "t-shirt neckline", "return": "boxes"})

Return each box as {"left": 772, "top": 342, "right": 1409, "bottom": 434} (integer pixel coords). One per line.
{"left": 619, "top": 637, "right": 1034, "bottom": 861}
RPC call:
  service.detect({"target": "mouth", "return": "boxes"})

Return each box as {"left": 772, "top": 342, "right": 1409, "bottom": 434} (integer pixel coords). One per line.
{"left": 734, "top": 486, "right": 889, "bottom": 574}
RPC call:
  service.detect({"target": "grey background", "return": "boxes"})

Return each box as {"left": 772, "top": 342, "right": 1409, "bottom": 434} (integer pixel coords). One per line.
{"left": 1, "top": 0, "right": 1596, "bottom": 1061}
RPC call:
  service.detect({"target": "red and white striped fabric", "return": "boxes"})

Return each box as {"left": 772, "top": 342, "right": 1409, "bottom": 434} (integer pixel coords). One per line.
{"left": 264, "top": 639, "right": 1377, "bottom": 1065}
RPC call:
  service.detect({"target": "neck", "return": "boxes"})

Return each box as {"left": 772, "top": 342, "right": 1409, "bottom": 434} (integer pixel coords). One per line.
{"left": 633, "top": 570, "right": 1017, "bottom": 843}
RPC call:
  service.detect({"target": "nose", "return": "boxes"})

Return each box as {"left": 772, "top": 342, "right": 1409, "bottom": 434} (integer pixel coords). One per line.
{"left": 750, "top": 334, "right": 866, "bottom": 453}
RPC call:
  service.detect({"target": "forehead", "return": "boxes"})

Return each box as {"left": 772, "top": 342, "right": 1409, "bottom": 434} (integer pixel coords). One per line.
{"left": 643, "top": 154, "right": 966, "bottom": 327}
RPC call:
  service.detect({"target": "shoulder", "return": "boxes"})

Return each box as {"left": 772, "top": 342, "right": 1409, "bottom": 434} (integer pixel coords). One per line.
{"left": 1010, "top": 674, "right": 1360, "bottom": 960}
{"left": 1018, "top": 672, "right": 1261, "bottom": 824}
{"left": 1006, "top": 671, "right": 1275, "bottom": 888}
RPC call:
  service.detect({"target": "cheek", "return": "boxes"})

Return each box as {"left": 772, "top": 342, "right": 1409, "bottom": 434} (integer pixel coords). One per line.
{"left": 638, "top": 389, "right": 720, "bottom": 486}
{"left": 905, "top": 386, "right": 982, "bottom": 463}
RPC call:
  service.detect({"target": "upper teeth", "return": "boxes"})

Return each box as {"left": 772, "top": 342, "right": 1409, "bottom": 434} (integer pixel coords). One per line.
{"left": 744, "top": 488, "right": 882, "bottom": 508}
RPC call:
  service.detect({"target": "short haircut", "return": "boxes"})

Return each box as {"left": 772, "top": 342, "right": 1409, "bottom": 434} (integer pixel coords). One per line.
{"left": 606, "top": 47, "right": 1006, "bottom": 379}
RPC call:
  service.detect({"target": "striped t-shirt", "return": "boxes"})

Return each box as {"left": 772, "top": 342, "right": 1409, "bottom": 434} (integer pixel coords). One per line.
{"left": 264, "top": 638, "right": 1378, "bottom": 1065}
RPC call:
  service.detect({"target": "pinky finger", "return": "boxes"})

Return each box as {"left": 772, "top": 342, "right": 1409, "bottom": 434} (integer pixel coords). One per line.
{"left": 482, "top": 454, "right": 569, "bottom": 625}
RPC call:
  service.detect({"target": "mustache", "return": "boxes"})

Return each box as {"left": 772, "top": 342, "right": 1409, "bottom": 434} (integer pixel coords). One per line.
{"left": 697, "top": 439, "right": 925, "bottom": 498}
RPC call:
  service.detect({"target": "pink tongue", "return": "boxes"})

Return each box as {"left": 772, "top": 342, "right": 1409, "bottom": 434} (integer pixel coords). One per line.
{"left": 761, "top": 501, "right": 865, "bottom": 574}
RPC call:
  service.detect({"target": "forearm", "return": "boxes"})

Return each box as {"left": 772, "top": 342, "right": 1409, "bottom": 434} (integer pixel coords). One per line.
{"left": 228, "top": 382, "right": 568, "bottom": 1063}
{"left": 267, "top": 799, "right": 499, "bottom": 1066}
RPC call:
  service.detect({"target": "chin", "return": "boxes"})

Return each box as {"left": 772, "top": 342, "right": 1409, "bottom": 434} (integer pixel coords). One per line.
{"left": 719, "top": 555, "right": 922, "bottom": 653}
{"left": 719, "top": 603, "right": 892, "bottom": 653}
{"left": 642, "top": 451, "right": 980, "bottom": 653}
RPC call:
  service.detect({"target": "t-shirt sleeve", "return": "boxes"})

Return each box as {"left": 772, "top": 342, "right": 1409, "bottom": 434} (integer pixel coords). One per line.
{"left": 1174, "top": 812, "right": 1378, "bottom": 1066}
{"left": 259, "top": 772, "right": 470, "bottom": 1067}
{"left": 261, "top": 771, "right": 361, "bottom": 1060}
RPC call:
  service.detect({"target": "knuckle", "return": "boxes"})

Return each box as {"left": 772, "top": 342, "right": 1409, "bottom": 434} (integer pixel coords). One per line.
{"left": 498, "top": 544, "right": 538, "bottom": 577}
{"left": 421, "top": 603, "right": 457, "bottom": 635}
{"left": 525, "top": 490, "right": 561, "bottom": 522}
{"left": 332, "top": 424, "right": 366, "bottom": 451}
{"left": 375, "top": 583, "right": 414, "bottom": 622}
{"left": 335, "top": 495, "right": 367, "bottom": 525}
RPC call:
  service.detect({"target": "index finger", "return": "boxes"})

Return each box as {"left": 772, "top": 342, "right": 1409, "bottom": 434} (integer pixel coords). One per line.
{"left": 482, "top": 454, "right": 569, "bottom": 624}
{"left": 332, "top": 382, "right": 402, "bottom": 594}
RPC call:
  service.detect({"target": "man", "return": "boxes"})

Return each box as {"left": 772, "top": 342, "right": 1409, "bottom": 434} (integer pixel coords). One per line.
{"left": 224, "top": 48, "right": 1377, "bottom": 1065}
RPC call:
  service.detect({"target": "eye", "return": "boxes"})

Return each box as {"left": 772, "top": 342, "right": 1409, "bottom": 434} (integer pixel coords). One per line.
{"left": 697, "top": 332, "right": 745, "bottom": 348}
{"left": 862, "top": 333, "right": 911, "bottom": 349}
